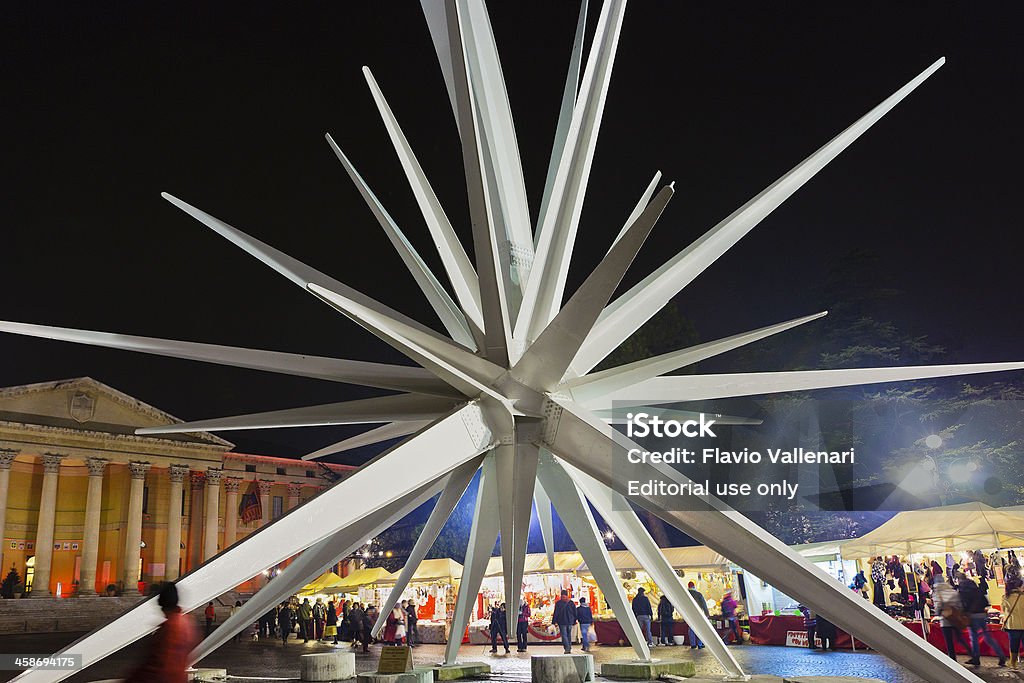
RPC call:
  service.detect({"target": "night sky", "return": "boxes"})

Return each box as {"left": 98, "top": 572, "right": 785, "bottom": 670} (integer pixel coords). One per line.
{"left": 2, "top": 2, "right": 1022, "bottom": 462}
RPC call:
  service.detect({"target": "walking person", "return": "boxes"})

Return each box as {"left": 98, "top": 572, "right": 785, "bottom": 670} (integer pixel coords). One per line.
{"left": 349, "top": 603, "right": 371, "bottom": 652}
{"left": 490, "top": 602, "right": 510, "bottom": 653}
{"left": 326, "top": 600, "right": 339, "bottom": 645}
{"left": 404, "top": 600, "right": 419, "bottom": 647}
{"left": 720, "top": 591, "right": 742, "bottom": 645}
{"left": 577, "top": 598, "right": 594, "bottom": 652}
{"left": 123, "top": 582, "right": 200, "bottom": 683}
{"left": 299, "top": 598, "right": 314, "bottom": 643}
{"left": 313, "top": 598, "right": 327, "bottom": 641}
{"left": 383, "top": 605, "right": 400, "bottom": 646}
{"left": 816, "top": 615, "right": 837, "bottom": 651}
{"left": 552, "top": 590, "right": 578, "bottom": 654}
{"left": 799, "top": 605, "right": 817, "bottom": 649}
{"left": 932, "top": 574, "right": 970, "bottom": 661}
{"left": 632, "top": 587, "right": 654, "bottom": 647}
{"left": 958, "top": 572, "right": 1006, "bottom": 667}
{"left": 686, "top": 582, "right": 708, "bottom": 649}
{"left": 516, "top": 601, "right": 531, "bottom": 652}
{"left": 1001, "top": 573, "right": 1023, "bottom": 668}
{"left": 204, "top": 601, "right": 216, "bottom": 637}
{"left": 657, "top": 594, "right": 675, "bottom": 645}
{"left": 277, "top": 602, "right": 294, "bottom": 644}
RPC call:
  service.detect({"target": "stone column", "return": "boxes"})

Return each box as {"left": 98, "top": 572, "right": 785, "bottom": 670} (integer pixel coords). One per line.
{"left": 0, "top": 449, "right": 16, "bottom": 570}
{"left": 77, "top": 457, "right": 107, "bottom": 596}
{"left": 203, "top": 468, "right": 222, "bottom": 562}
{"left": 222, "top": 477, "right": 241, "bottom": 548}
{"left": 287, "top": 482, "right": 303, "bottom": 510}
{"left": 31, "top": 453, "right": 65, "bottom": 598}
{"left": 121, "top": 461, "right": 150, "bottom": 596}
{"left": 165, "top": 465, "right": 189, "bottom": 581}
{"left": 258, "top": 480, "right": 273, "bottom": 526}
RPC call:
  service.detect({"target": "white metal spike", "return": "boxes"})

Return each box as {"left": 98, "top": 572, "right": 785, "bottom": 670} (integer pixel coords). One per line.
{"left": 516, "top": 0, "right": 628, "bottom": 343}
{"left": 590, "top": 361, "right": 1024, "bottom": 407}
{"left": 301, "top": 421, "right": 431, "bottom": 460}
{"left": 161, "top": 192, "right": 443, "bottom": 340}
{"left": 536, "top": 449, "right": 652, "bottom": 661}
{"left": 0, "top": 320, "right": 457, "bottom": 397}
{"left": 458, "top": 0, "right": 534, "bottom": 295}
{"left": 444, "top": 452, "right": 502, "bottom": 665}
{"left": 13, "top": 405, "right": 495, "bottom": 683}
{"left": 325, "top": 134, "right": 478, "bottom": 350}
{"left": 566, "top": 311, "right": 827, "bottom": 402}
{"left": 134, "top": 394, "right": 457, "bottom": 435}
{"left": 361, "top": 67, "right": 485, "bottom": 335}
{"left": 536, "top": 0, "right": 589, "bottom": 245}
{"left": 307, "top": 282, "right": 507, "bottom": 403}
{"left": 572, "top": 58, "right": 946, "bottom": 375}
{"left": 533, "top": 470, "right": 556, "bottom": 570}
{"left": 608, "top": 171, "right": 662, "bottom": 253}
{"left": 420, "top": 0, "right": 462, "bottom": 136}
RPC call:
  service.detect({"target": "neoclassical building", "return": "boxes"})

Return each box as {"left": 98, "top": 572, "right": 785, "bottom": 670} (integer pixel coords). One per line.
{"left": 0, "top": 377, "right": 353, "bottom": 598}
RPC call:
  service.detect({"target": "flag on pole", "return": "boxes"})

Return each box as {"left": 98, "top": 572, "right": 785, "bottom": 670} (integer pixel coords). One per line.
{"left": 240, "top": 480, "right": 262, "bottom": 523}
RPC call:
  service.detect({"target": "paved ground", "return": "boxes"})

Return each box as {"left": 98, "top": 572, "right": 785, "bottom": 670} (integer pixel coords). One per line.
{"left": 0, "top": 632, "right": 1019, "bottom": 682}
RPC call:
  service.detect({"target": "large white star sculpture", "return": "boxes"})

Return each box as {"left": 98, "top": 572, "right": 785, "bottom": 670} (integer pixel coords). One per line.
{"left": 6, "top": 2, "right": 1016, "bottom": 682}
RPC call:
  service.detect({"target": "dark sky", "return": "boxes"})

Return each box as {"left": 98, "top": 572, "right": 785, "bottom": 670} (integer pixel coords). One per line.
{"left": 2, "top": 1, "right": 1022, "bottom": 461}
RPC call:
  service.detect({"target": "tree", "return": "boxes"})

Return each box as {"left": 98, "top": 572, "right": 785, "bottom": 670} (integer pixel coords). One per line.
{"left": 1, "top": 565, "right": 22, "bottom": 598}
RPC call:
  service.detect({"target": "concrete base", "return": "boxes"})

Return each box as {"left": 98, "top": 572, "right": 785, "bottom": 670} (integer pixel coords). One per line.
{"left": 301, "top": 651, "right": 356, "bottom": 681}
{"left": 188, "top": 668, "right": 228, "bottom": 681}
{"left": 531, "top": 653, "right": 595, "bottom": 683}
{"left": 600, "top": 659, "right": 695, "bottom": 679}
{"left": 356, "top": 668, "right": 434, "bottom": 683}
{"left": 429, "top": 662, "right": 492, "bottom": 680}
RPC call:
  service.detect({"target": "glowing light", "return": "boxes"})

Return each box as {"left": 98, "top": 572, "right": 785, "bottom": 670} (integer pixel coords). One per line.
{"left": 925, "top": 434, "right": 942, "bottom": 449}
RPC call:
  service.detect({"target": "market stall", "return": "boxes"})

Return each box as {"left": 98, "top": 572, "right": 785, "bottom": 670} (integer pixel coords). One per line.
{"left": 841, "top": 503, "right": 1024, "bottom": 615}
{"left": 579, "top": 546, "right": 737, "bottom": 646}
{"left": 378, "top": 558, "right": 462, "bottom": 644}
{"left": 470, "top": 551, "right": 584, "bottom": 645}
{"left": 299, "top": 571, "right": 344, "bottom": 597}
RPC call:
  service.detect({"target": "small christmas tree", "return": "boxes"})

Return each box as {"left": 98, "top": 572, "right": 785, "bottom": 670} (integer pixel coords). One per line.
{"left": 1, "top": 565, "right": 22, "bottom": 598}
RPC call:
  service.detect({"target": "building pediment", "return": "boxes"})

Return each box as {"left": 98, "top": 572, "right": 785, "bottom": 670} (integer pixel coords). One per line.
{"left": 0, "top": 377, "right": 232, "bottom": 448}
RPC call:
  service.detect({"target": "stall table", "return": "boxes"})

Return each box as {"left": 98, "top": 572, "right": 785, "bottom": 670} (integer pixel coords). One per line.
{"left": 747, "top": 615, "right": 866, "bottom": 649}
{"left": 592, "top": 618, "right": 738, "bottom": 646}
{"left": 905, "top": 620, "right": 1009, "bottom": 658}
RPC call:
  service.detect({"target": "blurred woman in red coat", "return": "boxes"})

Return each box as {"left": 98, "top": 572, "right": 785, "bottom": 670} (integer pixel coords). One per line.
{"left": 125, "top": 582, "right": 200, "bottom": 683}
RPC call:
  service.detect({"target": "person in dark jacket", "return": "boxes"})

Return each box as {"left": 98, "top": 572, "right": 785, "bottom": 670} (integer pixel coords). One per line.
{"left": 404, "top": 600, "right": 419, "bottom": 647}
{"left": 577, "top": 598, "right": 594, "bottom": 652}
{"left": 552, "top": 590, "right": 578, "bottom": 654}
{"left": 326, "top": 600, "right": 339, "bottom": 645}
{"left": 686, "top": 582, "right": 708, "bottom": 649}
{"left": 657, "top": 595, "right": 675, "bottom": 645}
{"left": 816, "top": 614, "right": 837, "bottom": 651}
{"left": 632, "top": 587, "right": 654, "bottom": 647}
{"left": 799, "top": 605, "right": 817, "bottom": 649}
{"left": 516, "top": 601, "right": 531, "bottom": 652}
{"left": 349, "top": 603, "right": 371, "bottom": 652}
{"left": 489, "top": 602, "right": 510, "bottom": 653}
{"left": 277, "top": 602, "right": 294, "bottom": 644}
{"left": 958, "top": 573, "right": 1006, "bottom": 666}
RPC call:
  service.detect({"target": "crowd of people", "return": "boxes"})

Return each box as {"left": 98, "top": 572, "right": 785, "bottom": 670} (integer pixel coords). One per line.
{"left": 244, "top": 596, "right": 421, "bottom": 651}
